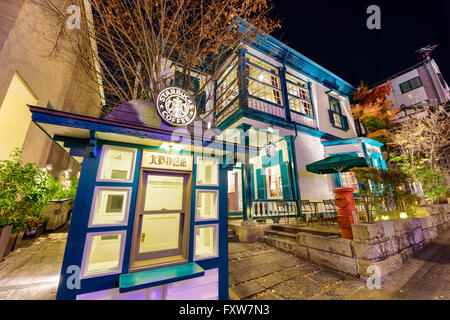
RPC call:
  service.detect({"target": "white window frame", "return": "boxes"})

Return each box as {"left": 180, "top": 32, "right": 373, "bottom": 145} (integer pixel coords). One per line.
{"left": 195, "top": 156, "right": 219, "bottom": 187}
{"left": 96, "top": 145, "right": 137, "bottom": 183}
{"left": 88, "top": 186, "right": 132, "bottom": 227}
{"left": 195, "top": 189, "right": 219, "bottom": 222}
{"left": 193, "top": 224, "right": 219, "bottom": 261}
{"left": 80, "top": 230, "right": 127, "bottom": 279}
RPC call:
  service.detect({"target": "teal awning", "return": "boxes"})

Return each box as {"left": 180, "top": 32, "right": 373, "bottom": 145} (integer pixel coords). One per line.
{"left": 306, "top": 154, "right": 369, "bottom": 174}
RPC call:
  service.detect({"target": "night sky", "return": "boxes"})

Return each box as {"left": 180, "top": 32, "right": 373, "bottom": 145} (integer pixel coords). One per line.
{"left": 270, "top": 0, "right": 450, "bottom": 87}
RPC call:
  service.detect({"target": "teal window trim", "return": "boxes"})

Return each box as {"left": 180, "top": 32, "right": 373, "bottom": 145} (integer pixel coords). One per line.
{"left": 245, "top": 53, "right": 284, "bottom": 107}
{"left": 119, "top": 262, "right": 205, "bottom": 293}
{"left": 328, "top": 96, "right": 349, "bottom": 131}
{"left": 284, "top": 72, "right": 314, "bottom": 118}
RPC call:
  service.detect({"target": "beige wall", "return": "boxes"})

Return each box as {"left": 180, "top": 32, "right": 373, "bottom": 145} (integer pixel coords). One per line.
{"left": 0, "top": 0, "right": 101, "bottom": 180}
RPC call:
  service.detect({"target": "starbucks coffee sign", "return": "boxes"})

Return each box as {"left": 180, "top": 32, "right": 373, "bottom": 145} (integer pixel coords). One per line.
{"left": 156, "top": 87, "right": 197, "bottom": 126}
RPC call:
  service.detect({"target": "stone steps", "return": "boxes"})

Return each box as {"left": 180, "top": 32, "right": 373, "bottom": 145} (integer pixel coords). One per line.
{"left": 228, "top": 229, "right": 239, "bottom": 242}
{"left": 265, "top": 229, "right": 297, "bottom": 240}
{"left": 271, "top": 224, "right": 340, "bottom": 238}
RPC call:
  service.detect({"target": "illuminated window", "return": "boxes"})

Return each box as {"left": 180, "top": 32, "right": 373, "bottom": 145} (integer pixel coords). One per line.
{"left": 144, "top": 175, "right": 184, "bottom": 211}
{"left": 98, "top": 146, "right": 136, "bottom": 182}
{"left": 328, "top": 96, "right": 349, "bottom": 130}
{"left": 132, "top": 173, "right": 188, "bottom": 265}
{"left": 340, "top": 172, "right": 359, "bottom": 191}
{"left": 89, "top": 188, "right": 131, "bottom": 226}
{"left": 286, "top": 73, "right": 313, "bottom": 116}
{"left": 196, "top": 157, "right": 219, "bottom": 185}
{"left": 265, "top": 166, "right": 284, "bottom": 200}
{"left": 194, "top": 225, "right": 218, "bottom": 260}
{"left": 82, "top": 232, "right": 125, "bottom": 278}
{"left": 216, "top": 57, "right": 239, "bottom": 115}
{"left": 196, "top": 190, "right": 218, "bottom": 221}
{"left": 138, "top": 213, "right": 182, "bottom": 254}
{"left": 246, "top": 55, "right": 283, "bottom": 106}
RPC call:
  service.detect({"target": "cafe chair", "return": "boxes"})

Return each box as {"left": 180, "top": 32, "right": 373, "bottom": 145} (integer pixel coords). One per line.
{"left": 298, "top": 200, "right": 316, "bottom": 225}
{"left": 322, "top": 199, "right": 337, "bottom": 225}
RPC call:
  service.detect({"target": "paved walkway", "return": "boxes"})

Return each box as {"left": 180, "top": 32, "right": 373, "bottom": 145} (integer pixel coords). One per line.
{"left": 0, "top": 224, "right": 448, "bottom": 300}
{"left": 229, "top": 228, "right": 450, "bottom": 300}
{"left": 0, "top": 231, "right": 68, "bottom": 300}
{"left": 228, "top": 242, "right": 366, "bottom": 300}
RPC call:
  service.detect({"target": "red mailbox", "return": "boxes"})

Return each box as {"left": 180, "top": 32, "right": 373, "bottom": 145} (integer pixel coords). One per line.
{"left": 333, "top": 187, "right": 359, "bottom": 239}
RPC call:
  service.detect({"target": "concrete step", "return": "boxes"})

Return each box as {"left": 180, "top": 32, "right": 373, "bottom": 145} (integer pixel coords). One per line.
{"left": 262, "top": 235, "right": 298, "bottom": 250}
{"left": 271, "top": 224, "right": 302, "bottom": 234}
{"left": 271, "top": 224, "right": 340, "bottom": 238}
{"left": 264, "top": 229, "right": 297, "bottom": 240}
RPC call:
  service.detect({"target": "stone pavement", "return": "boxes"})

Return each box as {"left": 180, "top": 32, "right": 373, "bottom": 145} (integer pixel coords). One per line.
{"left": 229, "top": 227, "right": 450, "bottom": 300}
{"left": 0, "top": 222, "right": 448, "bottom": 300}
{"left": 228, "top": 242, "right": 366, "bottom": 300}
{"left": 0, "top": 231, "right": 68, "bottom": 300}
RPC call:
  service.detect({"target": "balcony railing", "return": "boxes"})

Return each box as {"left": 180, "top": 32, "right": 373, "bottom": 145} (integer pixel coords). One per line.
{"left": 250, "top": 200, "right": 298, "bottom": 221}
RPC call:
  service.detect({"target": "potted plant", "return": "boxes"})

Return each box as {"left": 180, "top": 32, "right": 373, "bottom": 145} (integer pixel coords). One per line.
{"left": 4, "top": 215, "right": 27, "bottom": 255}
{"left": 0, "top": 215, "right": 14, "bottom": 261}
{"left": 0, "top": 149, "right": 57, "bottom": 247}
{"left": 24, "top": 215, "right": 48, "bottom": 239}
{"left": 42, "top": 178, "right": 78, "bottom": 231}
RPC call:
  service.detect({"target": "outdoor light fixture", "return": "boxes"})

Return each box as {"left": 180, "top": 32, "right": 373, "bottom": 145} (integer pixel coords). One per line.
{"left": 381, "top": 215, "right": 389, "bottom": 221}
{"left": 400, "top": 212, "right": 408, "bottom": 219}
{"left": 267, "top": 126, "right": 274, "bottom": 133}
{"left": 160, "top": 142, "right": 185, "bottom": 152}
{"left": 207, "top": 121, "right": 212, "bottom": 129}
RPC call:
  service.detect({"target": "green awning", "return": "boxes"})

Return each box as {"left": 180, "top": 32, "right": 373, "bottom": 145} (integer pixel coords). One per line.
{"left": 306, "top": 154, "right": 369, "bottom": 175}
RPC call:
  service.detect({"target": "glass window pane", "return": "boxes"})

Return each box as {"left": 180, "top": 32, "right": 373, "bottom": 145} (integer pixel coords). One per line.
{"left": 265, "top": 166, "right": 283, "bottom": 199}
{"left": 333, "top": 113, "right": 342, "bottom": 127}
{"left": 400, "top": 81, "right": 411, "bottom": 93}
{"left": 84, "top": 233, "right": 123, "bottom": 276}
{"left": 196, "top": 191, "right": 218, "bottom": 220}
{"left": 196, "top": 157, "right": 218, "bottom": 185}
{"left": 144, "top": 175, "right": 184, "bottom": 211}
{"left": 195, "top": 226, "right": 218, "bottom": 259}
{"left": 410, "top": 77, "right": 422, "bottom": 90}
{"left": 139, "top": 213, "right": 181, "bottom": 253}
{"left": 99, "top": 146, "right": 136, "bottom": 181}
{"left": 91, "top": 189, "right": 129, "bottom": 225}
{"left": 246, "top": 55, "right": 278, "bottom": 75}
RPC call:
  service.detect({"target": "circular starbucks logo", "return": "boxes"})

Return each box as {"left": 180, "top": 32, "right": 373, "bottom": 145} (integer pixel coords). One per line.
{"left": 266, "top": 142, "right": 277, "bottom": 158}
{"left": 156, "top": 87, "right": 197, "bottom": 126}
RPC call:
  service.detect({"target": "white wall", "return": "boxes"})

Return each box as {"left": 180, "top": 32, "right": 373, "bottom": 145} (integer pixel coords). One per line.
{"left": 388, "top": 68, "right": 428, "bottom": 108}
{"left": 294, "top": 132, "right": 335, "bottom": 201}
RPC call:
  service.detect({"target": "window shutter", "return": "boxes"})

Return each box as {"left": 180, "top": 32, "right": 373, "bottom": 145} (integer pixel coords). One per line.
{"left": 279, "top": 162, "right": 291, "bottom": 200}
{"left": 328, "top": 109, "right": 335, "bottom": 126}
{"left": 342, "top": 115, "right": 349, "bottom": 131}
{"left": 333, "top": 173, "right": 342, "bottom": 188}
{"left": 256, "top": 168, "right": 267, "bottom": 199}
